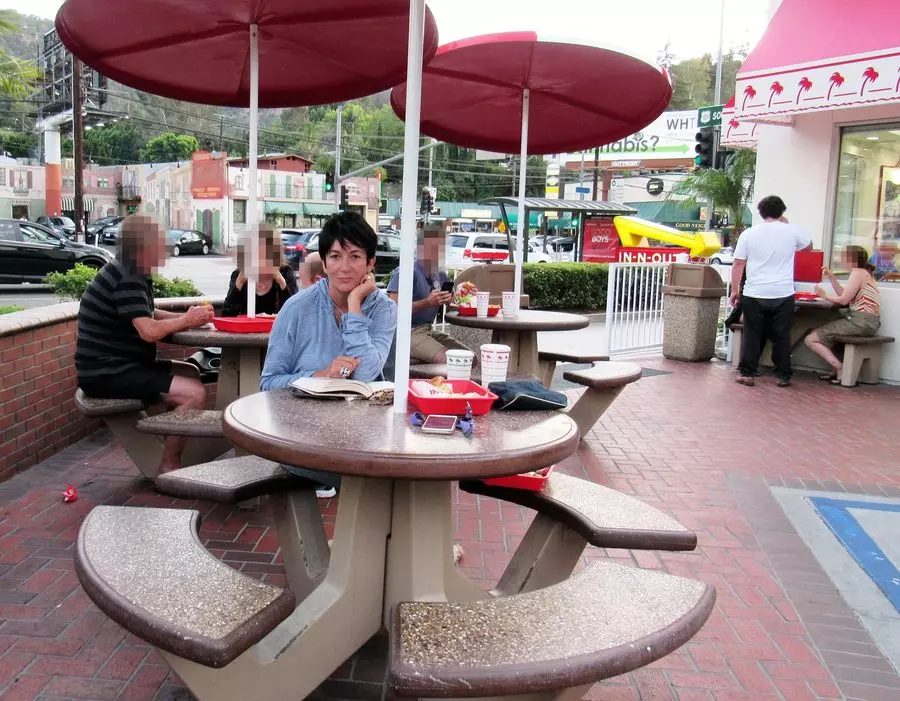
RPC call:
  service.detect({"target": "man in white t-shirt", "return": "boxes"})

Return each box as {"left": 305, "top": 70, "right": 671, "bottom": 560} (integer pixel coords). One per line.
{"left": 730, "top": 196, "right": 812, "bottom": 387}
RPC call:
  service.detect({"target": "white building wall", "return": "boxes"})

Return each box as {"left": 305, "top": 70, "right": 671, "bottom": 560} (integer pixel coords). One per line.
{"left": 753, "top": 103, "right": 900, "bottom": 382}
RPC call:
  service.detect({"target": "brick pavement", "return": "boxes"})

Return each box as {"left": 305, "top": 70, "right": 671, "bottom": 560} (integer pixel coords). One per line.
{"left": 0, "top": 358, "right": 898, "bottom": 700}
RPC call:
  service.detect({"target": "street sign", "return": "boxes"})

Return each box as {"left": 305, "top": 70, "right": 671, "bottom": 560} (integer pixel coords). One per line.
{"left": 575, "top": 186, "right": 590, "bottom": 194}
{"left": 697, "top": 104, "right": 724, "bottom": 129}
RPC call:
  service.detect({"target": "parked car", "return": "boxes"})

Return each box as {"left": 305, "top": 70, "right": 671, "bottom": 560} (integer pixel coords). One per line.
{"left": 87, "top": 216, "right": 124, "bottom": 245}
{"left": 166, "top": 229, "right": 212, "bottom": 256}
{"left": 446, "top": 232, "right": 552, "bottom": 269}
{"left": 36, "top": 215, "right": 76, "bottom": 239}
{"left": 709, "top": 246, "right": 734, "bottom": 265}
{"left": 280, "top": 228, "right": 320, "bottom": 267}
{"left": 0, "top": 219, "right": 113, "bottom": 283}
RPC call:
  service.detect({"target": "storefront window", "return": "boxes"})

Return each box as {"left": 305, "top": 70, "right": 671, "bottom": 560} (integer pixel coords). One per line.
{"left": 832, "top": 124, "right": 900, "bottom": 282}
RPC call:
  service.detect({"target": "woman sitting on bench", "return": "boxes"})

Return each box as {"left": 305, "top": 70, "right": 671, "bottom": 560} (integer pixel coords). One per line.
{"left": 222, "top": 223, "right": 298, "bottom": 316}
{"left": 805, "top": 245, "right": 880, "bottom": 383}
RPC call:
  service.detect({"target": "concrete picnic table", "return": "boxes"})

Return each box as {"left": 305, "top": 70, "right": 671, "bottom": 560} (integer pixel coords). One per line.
{"left": 165, "top": 326, "right": 269, "bottom": 408}
{"left": 446, "top": 309, "right": 590, "bottom": 378}
{"left": 184, "top": 388, "right": 580, "bottom": 700}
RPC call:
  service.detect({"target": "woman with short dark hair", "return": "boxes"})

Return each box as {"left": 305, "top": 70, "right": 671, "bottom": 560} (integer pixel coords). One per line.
{"left": 260, "top": 211, "right": 397, "bottom": 387}
{"left": 222, "top": 223, "right": 298, "bottom": 316}
{"left": 804, "top": 245, "right": 881, "bottom": 383}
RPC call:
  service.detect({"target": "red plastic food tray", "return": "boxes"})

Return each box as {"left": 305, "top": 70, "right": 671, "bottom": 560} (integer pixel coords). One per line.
{"left": 212, "top": 315, "right": 275, "bottom": 333}
{"left": 407, "top": 379, "right": 497, "bottom": 416}
{"left": 483, "top": 465, "right": 555, "bottom": 491}
{"left": 457, "top": 306, "right": 499, "bottom": 317}
{"left": 794, "top": 292, "right": 818, "bottom": 301}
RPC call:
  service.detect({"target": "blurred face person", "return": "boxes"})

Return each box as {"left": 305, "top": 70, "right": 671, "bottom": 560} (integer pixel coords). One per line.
{"left": 121, "top": 215, "right": 165, "bottom": 274}
{"left": 299, "top": 251, "right": 325, "bottom": 288}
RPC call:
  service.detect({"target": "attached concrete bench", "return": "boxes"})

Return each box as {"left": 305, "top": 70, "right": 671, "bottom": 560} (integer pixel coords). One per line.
{"left": 389, "top": 561, "right": 715, "bottom": 699}
{"left": 75, "top": 506, "right": 295, "bottom": 668}
{"left": 537, "top": 349, "right": 610, "bottom": 387}
{"left": 832, "top": 334, "right": 894, "bottom": 386}
{"left": 154, "top": 455, "right": 314, "bottom": 502}
{"left": 461, "top": 472, "right": 695, "bottom": 595}
{"left": 74, "top": 390, "right": 221, "bottom": 479}
{"left": 562, "top": 362, "right": 642, "bottom": 440}
{"left": 137, "top": 409, "right": 225, "bottom": 438}
{"left": 157, "top": 456, "right": 330, "bottom": 601}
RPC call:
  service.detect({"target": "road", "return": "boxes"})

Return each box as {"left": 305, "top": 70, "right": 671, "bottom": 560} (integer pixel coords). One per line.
{"left": 0, "top": 253, "right": 235, "bottom": 310}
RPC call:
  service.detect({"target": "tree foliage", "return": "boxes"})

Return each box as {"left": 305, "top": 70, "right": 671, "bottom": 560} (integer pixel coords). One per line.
{"left": 139, "top": 132, "right": 201, "bottom": 163}
{"left": 0, "top": 10, "right": 40, "bottom": 99}
{"left": 668, "top": 49, "right": 746, "bottom": 110}
{"left": 669, "top": 149, "right": 757, "bottom": 235}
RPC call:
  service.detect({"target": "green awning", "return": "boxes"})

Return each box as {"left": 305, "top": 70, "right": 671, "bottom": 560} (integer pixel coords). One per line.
{"left": 504, "top": 210, "right": 541, "bottom": 227}
{"left": 625, "top": 201, "right": 701, "bottom": 223}
{"left": 304, "top": 203, "right": 338, "bottom": 217}
{"left": 264, "top": 201, "right": 305, "bottom": 216}
{"left": 548, "top": 217, "right": 576, "bottom": 230}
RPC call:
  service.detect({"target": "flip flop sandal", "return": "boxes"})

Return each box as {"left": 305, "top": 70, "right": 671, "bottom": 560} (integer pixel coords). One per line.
{"left": 817, "top": 372, "right": 837, "bottom": 381}
{"left": 830, "top": 377, "right": 856, "bottom": 387}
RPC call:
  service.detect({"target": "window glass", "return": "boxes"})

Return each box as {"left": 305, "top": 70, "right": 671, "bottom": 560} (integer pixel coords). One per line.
{"left": 832, "top": 124, "right": 900, "bottom": 282}
{"left": 448, "top": 235, "right": 468, "bottom": 248}
{"left": 0, "top": 221, "right": 18, "bottom": 241}
{"left": 20, "top": 224, "right": 58, "bottom": 244}
{"left": 233, "top": 199, "right": 247, "bottom": 224}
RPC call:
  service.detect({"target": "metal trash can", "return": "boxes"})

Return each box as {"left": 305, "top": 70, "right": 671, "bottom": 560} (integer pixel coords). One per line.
{"left": 662, "top": 263, "right": 726, "bottom": 361}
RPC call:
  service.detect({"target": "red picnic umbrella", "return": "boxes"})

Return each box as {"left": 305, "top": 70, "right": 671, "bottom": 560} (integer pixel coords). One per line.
{"left": 391, "top": 31, "right": 672, "bottom": 298}
{"left": 56, "top": 0, "right": 439, "bottom": 108}
{"left": 56, "top": 0, "right": 439, "bottom": 317}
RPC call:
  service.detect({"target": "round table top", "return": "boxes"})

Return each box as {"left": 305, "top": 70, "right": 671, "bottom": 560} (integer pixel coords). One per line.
{"left": 166, "top": 325, "right": 270, "bottom": 348}
{"left": 223, "top": 389, "right": 579, "bottom": 480}
{"left": 446, "top": 309, "right": 590, "bottom": 332}
{"left": 795, "top": 299, "right": 837, "bottom": 310}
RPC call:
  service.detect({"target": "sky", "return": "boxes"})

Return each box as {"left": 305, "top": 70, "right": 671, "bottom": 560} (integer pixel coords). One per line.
{"left": 6, "top": 0, "right": 770, "bottom": 62}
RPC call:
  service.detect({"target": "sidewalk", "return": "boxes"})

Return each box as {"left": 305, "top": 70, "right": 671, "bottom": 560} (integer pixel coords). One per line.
{"left": 0, "top": 358, "right": 897, "bottom": 700}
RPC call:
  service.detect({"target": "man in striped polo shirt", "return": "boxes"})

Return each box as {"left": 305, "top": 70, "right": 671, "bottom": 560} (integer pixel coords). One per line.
{"left": 76, "top": 215, "right": 213, "bottom": 473}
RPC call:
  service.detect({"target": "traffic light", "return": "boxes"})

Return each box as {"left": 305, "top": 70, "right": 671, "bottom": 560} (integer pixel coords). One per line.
{"left": 694, "top": 127, "right": 714, "bottom": 169}
{"left": 324, "top": 171, "right": 334, "bottom": 192}
{"left": 420, "top": 187, "right": 434, "bottom": 214}
{"left": 339, "top": 185, "right": 349, "bottom": 210}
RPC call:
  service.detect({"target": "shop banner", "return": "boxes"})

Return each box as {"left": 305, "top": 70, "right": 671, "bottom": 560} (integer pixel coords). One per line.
{"left": 191, "top": 152, "right": 226, "bottom": 199}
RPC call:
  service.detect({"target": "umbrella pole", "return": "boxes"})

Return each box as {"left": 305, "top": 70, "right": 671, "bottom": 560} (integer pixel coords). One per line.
{"left": 514, "top": 88, "right": 530, "bottom": 300}
{"left": 247, "top": 23, "right": 259, "bottom": 318}
{"left": 392, "top": 0, "right": 426, "bottom": 414}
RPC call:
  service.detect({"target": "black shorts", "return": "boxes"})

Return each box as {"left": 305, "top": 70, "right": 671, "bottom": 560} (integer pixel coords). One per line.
{"left": 79, "top": 360, "right": 174, "bottom": 402}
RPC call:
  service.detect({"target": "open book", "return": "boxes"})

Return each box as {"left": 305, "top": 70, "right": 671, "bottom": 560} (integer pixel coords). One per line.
{"left": 290, "top": 377, "right": 394, "bottom": 399}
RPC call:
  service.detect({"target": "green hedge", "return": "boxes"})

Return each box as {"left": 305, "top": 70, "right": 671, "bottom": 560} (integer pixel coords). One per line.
{"left": 45, "top": 263, "right": 202, "bottom": 301}
{"left": 523, "top": 262, "right": 608, "bottom": 311}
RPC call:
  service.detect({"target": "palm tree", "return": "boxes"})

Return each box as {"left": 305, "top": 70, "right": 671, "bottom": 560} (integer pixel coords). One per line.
{"left": 0, "top": 11, "right": 41, "bottom": 99}
{"left": 668, "top": 148, "right": 757, "bottom": 239}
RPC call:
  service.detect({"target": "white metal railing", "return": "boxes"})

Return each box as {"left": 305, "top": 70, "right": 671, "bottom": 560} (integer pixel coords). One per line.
{"left": 604, "top": 262, "right": 668, "bottom": 356}
{"left": 604, "top": 262, "right": 734, "bottom": 359}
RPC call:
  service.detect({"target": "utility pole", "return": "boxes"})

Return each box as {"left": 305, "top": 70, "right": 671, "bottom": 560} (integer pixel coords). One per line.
{"left": 591, "top": 147, "right": 599, "bottom": 200}
{"left": 706, "top": 0, "right": 726, "bottom": 231}
{"left": 579, "top": 149, "right": 585, "bottom": 199}
{"left": 427, "top": 137, "right": 435, "bottom": 187}
{"left": 334, "top": 104, "right": 342, "bottom": 206}
{"left": 511, "top": 155, "right": 517, "bottom": 196}
{"left": 73, "top": 57, "right": 85, "bottom": 243}
{"left": 218, "top": 116, "right": 224, "bottom": 151}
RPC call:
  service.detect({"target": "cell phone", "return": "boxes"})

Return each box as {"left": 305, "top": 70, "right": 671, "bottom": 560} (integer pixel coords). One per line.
{"left": 420, "top": 414, "right": 458, "bottom": 434}
{"left": 440, "top": 281, "right": 454, "bottom": 293}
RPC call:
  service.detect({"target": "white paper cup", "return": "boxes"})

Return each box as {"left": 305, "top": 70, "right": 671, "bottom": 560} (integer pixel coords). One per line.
{"left": 446, "top": 349, "right": 475, "bottom": 380}
{"left": 480, "top": 343, "right": 510, "bottom": 385}
{"left": 501, "top": 291, "right": 518, "bottom": 319}
{"left": 476, "top": 291, "right": 490, "bottom": 318}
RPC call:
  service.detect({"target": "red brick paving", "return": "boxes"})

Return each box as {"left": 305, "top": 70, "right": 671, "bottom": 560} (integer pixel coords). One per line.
{"left": 0, "top": 358, "right": 898, "bottom": 700}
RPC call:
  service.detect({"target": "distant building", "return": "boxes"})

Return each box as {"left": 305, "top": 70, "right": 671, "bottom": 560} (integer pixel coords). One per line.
{"left": 227, "top": 153, "right": 313, "bottom": 173}
{"left": 0, "top": 157, "right": 46, "bottom": 220}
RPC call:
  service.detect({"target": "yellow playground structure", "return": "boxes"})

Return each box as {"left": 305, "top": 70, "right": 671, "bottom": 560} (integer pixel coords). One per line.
{"left": 612, "top": 216, "right": 721, "bottom": 258}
